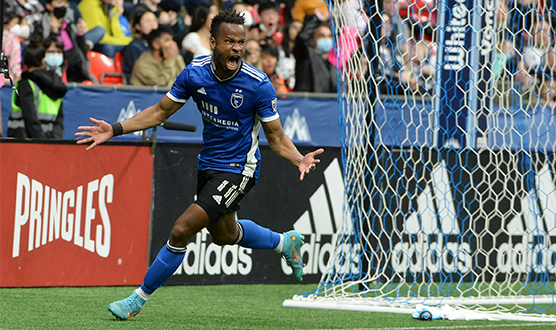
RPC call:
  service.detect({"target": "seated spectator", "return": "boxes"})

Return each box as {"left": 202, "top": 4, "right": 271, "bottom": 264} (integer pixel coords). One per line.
{"left": 159, "top": 0, "right": 189, "bottom": 46}
{"left": 114, "top": 0, "right": 131, "bottom": 37}
{"left": 244, "top": 38, "right": 262, "bottom": 70}
{"left": 261, "top": 45, "right": 288, "bottom": 97}
{"left": 33, "top": 0, "right": 93, "bottom": 82}
{"left": 78, "top": 0, "right": 132, "bottom": 57}
{"left": 291, "top": 0, "right": 328, "bottom": 24}
{"left": 44, "top": 36, "right": 66, "bottom": 81}
{"left": 121, "top": 6, "right": 158, "bottom": 81}
{"left": 231, "top": 1, "right": 255, "bottom": 26}
{"left": 181, "top": 2, "right": 218, "bottom": 58}
{"left": 8, "top": 38, "right": 67, "bottom": 139}
{"left": 3, "top": 12, "right": 23, "bottom": 83}
{"left": 130, "top": 25, "right": 185, "bottom": 87}
{"left": 257, "top": 1, "right": 283, "bottom": 46}
{"left": 293, "top": 14, "right": 336, "bottom": 93}
{"left": 5, "top": 0, "right": 44, "bottom": 39}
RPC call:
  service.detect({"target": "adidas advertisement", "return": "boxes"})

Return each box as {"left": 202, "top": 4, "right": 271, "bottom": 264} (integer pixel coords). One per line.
{"left": 374, "top": 148, "right": 556, "bottom": 281}
{"left": 151, "top": 144, "right": 344, "bottom": 285}
{"left": 0, "top": 141, "right": 153, "bottom": 287}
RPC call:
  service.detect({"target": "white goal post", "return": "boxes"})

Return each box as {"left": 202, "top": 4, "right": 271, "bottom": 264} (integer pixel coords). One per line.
{"left": 284, "top": 0, "right": 556, "bottom": 321}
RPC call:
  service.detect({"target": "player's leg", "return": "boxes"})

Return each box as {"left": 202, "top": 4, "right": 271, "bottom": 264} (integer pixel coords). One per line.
{"left": 108, "top": 204, "right": 210, "bottom": 320}
{"left": 207, "top": 212, "right": 305, "bottom": 282}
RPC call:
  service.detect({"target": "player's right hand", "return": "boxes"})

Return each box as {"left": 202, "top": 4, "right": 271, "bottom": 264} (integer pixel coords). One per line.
{"left": 75, "top": 117, "right": 114, "bottom": 150}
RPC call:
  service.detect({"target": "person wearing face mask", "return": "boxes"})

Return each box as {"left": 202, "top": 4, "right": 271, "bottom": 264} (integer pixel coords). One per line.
{"left": 292, "top": 12, "right": 336, "bottom": 93}
{"left": 33, "top": 0, "right": 93, "bottom": 82}
{"left": 44, "top": 36, "right": 66, "bottom": 80}
{"left": 5, "top": 0, "right": 44, "bottom": 43}
{"left": 8, "top": 38, "right": 68, "bottom": 139}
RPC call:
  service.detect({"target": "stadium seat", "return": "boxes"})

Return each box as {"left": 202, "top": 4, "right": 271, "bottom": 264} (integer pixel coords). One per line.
{"left": 114, "top": 51, "right": 124, "bottom": 74}
{"left": 87, "top": 51, "right": 126, "bottom": 85}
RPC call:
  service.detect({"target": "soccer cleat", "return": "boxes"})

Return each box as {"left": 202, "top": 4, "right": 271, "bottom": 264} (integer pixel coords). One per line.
{"left": 108, "top": 292, "right": 146, "bottom": 320}
{"left": 281, "top": 230, "right": 305, "bottom": 282}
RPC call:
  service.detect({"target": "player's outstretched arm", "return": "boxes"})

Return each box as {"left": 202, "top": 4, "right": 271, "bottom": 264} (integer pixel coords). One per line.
{"left": 262, "top": 119, "right": 324, "bottom": 180}
{"left": 75, "top": 96, "right": 183, "bottom": 150}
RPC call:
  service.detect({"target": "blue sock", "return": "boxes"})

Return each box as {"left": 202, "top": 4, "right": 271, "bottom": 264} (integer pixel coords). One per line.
{"left": 140, "top": 243, "right": 185, "bottom": 294}
{"left": 236, "top": 219, "right": 281, "bottom": 249}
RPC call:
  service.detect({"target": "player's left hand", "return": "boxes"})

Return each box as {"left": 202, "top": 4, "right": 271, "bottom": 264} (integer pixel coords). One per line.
{"left": 299, "top": 148, "right": 324, "bottom": 181}
{"left": 75, "top": 117, "right": 114, "bottom": 150}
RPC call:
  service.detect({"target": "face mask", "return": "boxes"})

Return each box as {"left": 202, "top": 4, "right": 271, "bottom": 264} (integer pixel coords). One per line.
{"left": 10, "top": 24, "right": 29, "bottom": 38}
{"left": 45, "top": 53, "right": 64, "bottom": 68}
{"left": 53, "top": 6, "right": 67, "bottom": 19}
{"left": 316, "top": 38, "right": 333, "bottom": 54}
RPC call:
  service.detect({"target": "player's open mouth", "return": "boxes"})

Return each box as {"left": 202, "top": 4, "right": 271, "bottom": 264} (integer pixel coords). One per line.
{"left": 227, "top": 55, "right": 241, "bottom": 70}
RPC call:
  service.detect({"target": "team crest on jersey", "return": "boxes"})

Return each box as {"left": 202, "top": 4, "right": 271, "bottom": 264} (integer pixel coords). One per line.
{"left": 231, "top": 92, "right": 244, "bottom": 108}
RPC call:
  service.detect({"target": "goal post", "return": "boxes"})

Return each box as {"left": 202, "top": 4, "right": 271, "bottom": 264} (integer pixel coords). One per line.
{"left": 284, "top": 0, "right": 556, "bottom": 321}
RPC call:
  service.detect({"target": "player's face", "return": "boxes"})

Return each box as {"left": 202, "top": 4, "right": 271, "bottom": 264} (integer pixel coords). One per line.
{"left": 211, "top": 23, "right": 246, "bottom": 75}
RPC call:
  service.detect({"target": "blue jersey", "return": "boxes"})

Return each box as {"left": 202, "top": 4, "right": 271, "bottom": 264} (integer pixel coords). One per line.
{"left": 167, "top": 55, "right": 279, "bottom": 180}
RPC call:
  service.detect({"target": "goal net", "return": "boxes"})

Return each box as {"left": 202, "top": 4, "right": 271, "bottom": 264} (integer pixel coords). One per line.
{"left": 284, "top": 0, "right": 556, "bottom": 321}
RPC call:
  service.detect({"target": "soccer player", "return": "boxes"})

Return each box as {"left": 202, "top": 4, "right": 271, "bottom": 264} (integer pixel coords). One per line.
{"left": 75, "top": 8, "right": 324, "bottom": 320}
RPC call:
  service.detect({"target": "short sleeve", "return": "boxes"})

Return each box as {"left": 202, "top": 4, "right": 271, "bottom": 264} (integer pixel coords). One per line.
{"left": 166, "top": 66, "right": 190, "bottom": 103}
{"left": 256, "top": 79, "right": 279, "bottom": 122}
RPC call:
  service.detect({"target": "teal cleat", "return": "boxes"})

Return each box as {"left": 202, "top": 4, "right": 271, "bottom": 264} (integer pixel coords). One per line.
{"left": 281, "top": 230, "right": 305, "bottom": 282}
{"left": 108, "top": 292, "right": 146, "bottom": 320}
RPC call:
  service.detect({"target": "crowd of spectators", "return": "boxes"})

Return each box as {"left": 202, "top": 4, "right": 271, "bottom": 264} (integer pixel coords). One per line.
{"left": 3, "top": 0, "right": 554, "bottom": 101}
{"left": 0, "top": 0, "right": 347, "bottom": 95}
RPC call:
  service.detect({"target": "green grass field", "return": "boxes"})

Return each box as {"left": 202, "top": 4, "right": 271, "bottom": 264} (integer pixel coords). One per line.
{"left": 2, "top": 284, "right": 556, "bottom": 330}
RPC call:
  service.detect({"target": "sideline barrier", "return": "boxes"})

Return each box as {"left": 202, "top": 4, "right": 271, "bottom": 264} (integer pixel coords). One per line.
{"left": 0, "top": 85, "right": 340, "bottom": 146}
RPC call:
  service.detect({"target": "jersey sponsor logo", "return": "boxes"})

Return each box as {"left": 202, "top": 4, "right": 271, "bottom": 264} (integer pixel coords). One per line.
{"left": 231, "top": 90, "right": 244, "bottom": 108}
{"left": 12, "top": 172, "right": 114, "bottom": 259}
{"left": 197, "top": 87, "right": 207, "bottom": 95}
{"left": 272, "top": 98, "right": 277, "bottom": 112}
{"left": 283, "top": 159, "right": 360, "bottom": 276}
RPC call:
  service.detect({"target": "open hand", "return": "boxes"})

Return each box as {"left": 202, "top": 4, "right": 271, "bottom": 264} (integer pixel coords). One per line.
{"left": 75, "top": 117, "right": 114, "bottom": 150}
{"left": 299, "top": 148, "right": 324, "bottom": 180}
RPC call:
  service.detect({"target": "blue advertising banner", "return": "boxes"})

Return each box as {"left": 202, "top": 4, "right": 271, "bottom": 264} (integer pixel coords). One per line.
{"left": 434, "top": 0, "right": 496, "bottom": 148}
{"left": 1, "top": 86, "right": 341, "bottom": 146}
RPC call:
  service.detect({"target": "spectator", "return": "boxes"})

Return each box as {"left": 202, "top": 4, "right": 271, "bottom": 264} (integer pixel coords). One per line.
{"left": 5, "top": 0, "right": 44, "bottom": 39}
{"left": 276, "top": 19, "right": 301, "bottom": 90}
{"left": 114, "top": 0, "right": 131, "bottom": 37}
{"left": 244, "top": 38, "right": 262, "bottom": 70}
{"left": 3, "top": 12, "right": 23, "bottom": 83}
{"left": 159, "top": 0, "right": 189, "bottom": 46}
{"left": 261, "top": 45, "right": 288, "bottom": 96}
{"left": 291, "top": 0, "right": 328, "bottom": 24}
{"left": 257, "top": 0, "right": 283, "bottom": 45}
{"left": 293, "top": 14, "right": 336, "bottom": 93}
{"left": 181, "top": 2, "right": 218, "bottom": 58}
{"left": 231, "top": 1, "right": 255, "bottom": 26}
{"left": 130, "top": 25, "right": 185, "bottom": 87}
{"left": 34, "top": 0, "right": 92, "bottom": 82}
{"left": 78, "top": 0, "right": 132, "bottom": 57}
{"left": 8, "top": 38, "right": 67, "bottom": 139}
{"left": 514, "top": 19, "right": 555, "bottom": 90}
{"left": 44, "top": 36, "right": 66, "bottom": 80}
{"left": 121, "top": 6, "right": 158, "bottom": 81}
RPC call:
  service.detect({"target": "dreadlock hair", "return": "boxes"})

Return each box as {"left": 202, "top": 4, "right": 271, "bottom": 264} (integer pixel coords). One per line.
{"left": 210, "top": 9, "right": 245, "bottom": 39}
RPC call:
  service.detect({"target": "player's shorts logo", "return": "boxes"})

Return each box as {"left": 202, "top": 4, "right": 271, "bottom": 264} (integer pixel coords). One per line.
{"left": 231, "top": 93, "right": 244, "bottom": 108}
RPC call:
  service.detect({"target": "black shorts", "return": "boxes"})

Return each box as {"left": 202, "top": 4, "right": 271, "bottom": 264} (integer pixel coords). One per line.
{"left": 194, "top": 170, "right": 256, "bottom": 223}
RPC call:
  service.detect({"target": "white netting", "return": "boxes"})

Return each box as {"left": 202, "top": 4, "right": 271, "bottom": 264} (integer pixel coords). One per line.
{"left": 285, "top": 0, "right": 556, "bottom": 321}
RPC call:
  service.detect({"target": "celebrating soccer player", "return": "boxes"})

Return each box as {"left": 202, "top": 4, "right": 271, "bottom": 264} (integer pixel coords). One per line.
{"left": 75, "top": 8, "right": 323, "bottom": 320}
